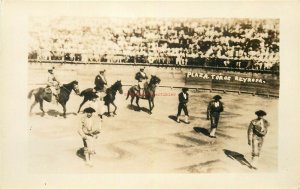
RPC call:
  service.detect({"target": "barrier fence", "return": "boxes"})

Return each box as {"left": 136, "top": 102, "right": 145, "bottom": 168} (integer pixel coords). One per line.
{"left": 28, "top": 60, "right": 279, "bottom": 98}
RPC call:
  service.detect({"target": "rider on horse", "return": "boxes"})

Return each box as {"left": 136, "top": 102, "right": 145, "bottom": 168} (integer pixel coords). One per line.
{"left": 46, "top": 68, "right": 60, "bottom": 103}
{"left": 135, "top": 67, "right": 148, "bottom": 97}
{"left": 94, "top": 70, "right": 107, "bottom": 100}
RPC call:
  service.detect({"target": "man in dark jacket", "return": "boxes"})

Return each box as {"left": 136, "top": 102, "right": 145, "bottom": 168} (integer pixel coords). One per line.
{"left": 135, "top": 67, "right": 148, "bottom": 97}
{"left": 176, "top": 87, "right": 190, "bottom": 124}
{"left": 94, "top": 70, "right": 107, "bottom": 92}
{"left": 207, "top": 95, "right": 224, "bottom": 138}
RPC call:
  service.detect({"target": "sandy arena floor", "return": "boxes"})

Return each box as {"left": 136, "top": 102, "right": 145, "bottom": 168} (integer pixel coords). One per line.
{"left": 27, "top": 83, "right": 278, "bottom": 173}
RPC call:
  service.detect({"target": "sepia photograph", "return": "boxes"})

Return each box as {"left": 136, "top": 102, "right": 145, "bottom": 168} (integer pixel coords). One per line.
{"left": 1, "top": 1, "right": 300, "bottom": 189}
{"left": 27, "top": 16, "right": 279, "bottom": 173}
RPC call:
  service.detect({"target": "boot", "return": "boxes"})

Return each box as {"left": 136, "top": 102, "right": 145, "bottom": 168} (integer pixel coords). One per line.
{"left": 184, "top": 116, "right": 190, "bottom": 124}
{"left": 176, "top": 116, "right": 180, "bottom": 123}
{"left": 209, "top": 128, "right": 217, "bottom": 138}
{"left": 84, "top": 151, "right": 93, "bottom": 167}
{"left": 139, "top": 89, "right": 143, "bottom": 98}
{"left": 251, "top": 156, "right": 258, "bottom": 169}
{"left": 53, "top": 94, "right": 59, "bottom": 105}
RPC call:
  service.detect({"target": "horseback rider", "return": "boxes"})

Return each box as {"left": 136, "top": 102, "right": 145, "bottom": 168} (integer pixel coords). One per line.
{"left": 135, "top": 67, "right": 148, "bottom": 97}
{"left": 46, "top": 68, "right": 60, "bottom": 103}
{"left": 94, "top": 70, "right": 107, "bottom": 100}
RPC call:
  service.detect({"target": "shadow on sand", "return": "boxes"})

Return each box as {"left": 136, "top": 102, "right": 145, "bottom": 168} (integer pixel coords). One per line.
{"left": 76, "top": 148, "right": 86, "bottom": 161}
{"left": 127, "top": 104, "right": 150, "bottom": 113}
{"left": 193, "top": 127, "right": 210, "bottom": 137}
{"left": 168, "top": 115, "right": 192, "bottom": 124}
{"left": 223, "top": 149, "right": 253, "bottom": 169}
{"left": 46, "top": 109, "right": 77, "bottom": 117}
{"left": 168, "top": 115, "right": 178, "bottom": 123}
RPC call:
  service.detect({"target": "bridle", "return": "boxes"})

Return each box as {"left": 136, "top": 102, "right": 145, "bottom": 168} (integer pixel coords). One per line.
{"left": 61, "top": 84, "right": 77, "bottom": 94}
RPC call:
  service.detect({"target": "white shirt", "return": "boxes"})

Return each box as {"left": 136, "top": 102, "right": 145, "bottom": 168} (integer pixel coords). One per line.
{"left": 99, "top": 74, "right": 107, "bottom": 83}
{"left": 259, "top": 119, "right": 265, "bottom": 132}
{"left": 214, "top": 101, "right": 220, "bottom": 107}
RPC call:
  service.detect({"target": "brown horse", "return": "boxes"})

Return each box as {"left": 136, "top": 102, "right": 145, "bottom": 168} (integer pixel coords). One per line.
{"left": 28, "top": 80, "right": 80, "bottom": 118}
{"left": 126, "top": 75, "right": 160, "bottom": 114}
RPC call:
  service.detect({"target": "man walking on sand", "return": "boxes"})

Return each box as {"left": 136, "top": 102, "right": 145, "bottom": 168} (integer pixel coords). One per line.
{"left": 248, "top": 110, "right": 270, "bottom": 169}
{"left": 207, "top": 95, "right": 224, "bottom": 138}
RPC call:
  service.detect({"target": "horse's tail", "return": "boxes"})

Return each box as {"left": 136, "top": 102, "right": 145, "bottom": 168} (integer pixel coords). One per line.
{"left": 27, "top": 89, "right": 35, "bottom": 99}
{"left": 126, "top": 88, "right": 130, "bottom": 100}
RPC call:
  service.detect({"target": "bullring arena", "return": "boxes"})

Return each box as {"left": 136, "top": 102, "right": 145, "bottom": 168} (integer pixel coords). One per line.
{"left": 27, "top": 63, "right": 278, "bottom": 173}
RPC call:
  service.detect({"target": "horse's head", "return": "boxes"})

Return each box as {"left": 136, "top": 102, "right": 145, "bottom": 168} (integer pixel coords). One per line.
{"left": 150, "top": 75, "right": 161, "bottom": 86}
{"left": 71, "top": 80, "right": 80, "bottom": 95}
{"left": 113, "top": 80, "right": 123, "bottom": 94}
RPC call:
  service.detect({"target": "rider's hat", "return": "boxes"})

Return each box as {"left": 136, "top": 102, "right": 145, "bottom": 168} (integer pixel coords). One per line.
{"left": 255, "top": 110, "right": 267, "bottom": 116}
{"left": 83, "top": 107, "right": 96, "bottom": 113}
{"left": 99, "top": 69, "right": 106, "bottom": 74}
{"left": 140, "top": 67, "right": 145, "bottom": 71}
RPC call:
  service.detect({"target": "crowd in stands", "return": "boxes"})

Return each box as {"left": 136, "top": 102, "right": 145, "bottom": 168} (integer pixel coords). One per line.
{"left": 28, "top": 17, "right": 279, "bottom": 71}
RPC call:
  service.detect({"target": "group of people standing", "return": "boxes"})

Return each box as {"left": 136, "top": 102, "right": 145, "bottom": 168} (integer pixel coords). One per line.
{"left": 77, "top": 69, "right": 109, "bottom": 166}
{"left": 46, "top": 66, "right": 270, "bottom": 169}
{"left": 46, "top": 67, "right": 108, "bottom": 166}
{"left": 175, "top": 87, "right": 270, "bottom": 169}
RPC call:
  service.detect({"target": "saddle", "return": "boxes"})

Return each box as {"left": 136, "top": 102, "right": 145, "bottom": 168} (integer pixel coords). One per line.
{"left": 43, "top": 87, "right": 53, "bottom": 102}
{"left": 45, "top": 87, "right": 52, "bottom": 94}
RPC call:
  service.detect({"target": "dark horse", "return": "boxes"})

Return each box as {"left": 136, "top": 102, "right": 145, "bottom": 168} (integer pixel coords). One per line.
{"left": 126, "top": 75, "right": 161, "bottom": 114}
{"left": 28, "top": 80, "right": 80, "bottom": 118}
{"left": 77, "top": 80, "right": 123, "bottom": 117}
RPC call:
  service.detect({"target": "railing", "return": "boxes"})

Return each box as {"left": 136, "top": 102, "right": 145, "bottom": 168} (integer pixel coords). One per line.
{"left": 28, "top": 59, "right": 279, "bottom": 75}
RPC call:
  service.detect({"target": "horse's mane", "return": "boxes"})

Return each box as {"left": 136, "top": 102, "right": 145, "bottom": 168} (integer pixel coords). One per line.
{"left": 62, "top": 80, "right": 77, "bottom": 87}
{"left": 110, "top": 80, "right": 121, "bottom": 89}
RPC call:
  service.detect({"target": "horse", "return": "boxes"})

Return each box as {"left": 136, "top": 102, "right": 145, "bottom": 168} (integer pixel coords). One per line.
{"left": 77, "top": 80, "right": 123, "bottom": 117}
{"left": 28, "top": 80, "right": 80, "bottom": 118}
{"left": 126, "top": 75, "right": 161, "bottom": 114}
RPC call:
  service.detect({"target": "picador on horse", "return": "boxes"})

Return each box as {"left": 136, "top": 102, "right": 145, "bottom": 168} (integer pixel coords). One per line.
{"left": 46, "top": 68, "right": 60, "bottom": 103}
{"left": 135, "top": 67, "right": 148, "bottom": 98}
{"left": 94, "top": 69, "right": 108, "bottom": 100}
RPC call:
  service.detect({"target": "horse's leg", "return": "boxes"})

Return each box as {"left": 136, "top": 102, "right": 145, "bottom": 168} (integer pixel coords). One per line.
{"left": 112, "top": 102, "right": 117, "bottom": 115}
{"left": 130, "top": 91, "right": 135, "bottom": 106}
{"left": 61, "top": 103, "right": 67, "bottom": 118}
{"left": 39, "top": 100, "right": 45, "bottom": 117}
{"left": 136, "top": 97, "right": 140, "bottom": 111}
{"left": 107, "top": 104, "right": 111, "bottom": 117}
{"left": 130, "top": 95, "right": 135, "bottom": 106}
{"left": 151, "top": 98, "right": 155, "bottom": 111}
{"left": 148, "top": 98, "right": 152, "bottom": 114}
{"left": 78, "top": 98, "right": 88, "bottom": 113}
{"left": 29, "top": 100, "right": 38, "bottom": 115}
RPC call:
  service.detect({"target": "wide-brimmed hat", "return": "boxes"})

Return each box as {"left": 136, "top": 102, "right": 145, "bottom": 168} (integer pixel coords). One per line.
{"left": 48, "top": 67, "right": 55, "bottom": 72}
{"left": 213, "top": 95, "right": 222, "bottom": 100}
{"left": 255, "top": 110, "right": 267, "bottom": 116}
{"left": 83, "top": 107, "right": 96, "bottom": 113}
{"left": 182, "top": 87, "right": 189, "bottom": 92}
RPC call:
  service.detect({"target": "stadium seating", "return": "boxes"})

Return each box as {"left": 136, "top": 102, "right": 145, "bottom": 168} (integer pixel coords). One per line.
{"left": 28, "top": 17, "right": 279, "bottom": 71}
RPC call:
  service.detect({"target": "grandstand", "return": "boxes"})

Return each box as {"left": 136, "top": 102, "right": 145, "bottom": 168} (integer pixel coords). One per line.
{"left": 28, "top": 17, "right": 279, "bottom": 72}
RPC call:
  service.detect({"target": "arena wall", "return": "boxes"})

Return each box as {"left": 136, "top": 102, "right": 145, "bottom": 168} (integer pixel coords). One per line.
{"left": 28, "top": 62, "right": 279, "bottom": 97}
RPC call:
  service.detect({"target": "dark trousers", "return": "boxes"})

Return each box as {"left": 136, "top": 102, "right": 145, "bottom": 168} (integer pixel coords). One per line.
{"left": 210, "top": 112, "right": 220, "bottom": 128}
{"left": 177, "top": 103, "right": 189, "bottom": 117}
